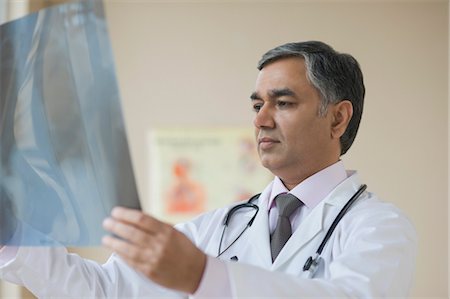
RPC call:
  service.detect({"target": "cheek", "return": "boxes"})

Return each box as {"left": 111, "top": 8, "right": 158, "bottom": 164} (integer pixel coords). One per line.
{"left": 302, "top": 120, "right": 333, "bottom": 153}
{"left": 279, "top": 118, "right": 306, "bottom": 142}
{"left": 312, "top": 117, "right": 333, "bottom": 139}
{"left": 282, "top": 119, "right": 323, "bottom": 150}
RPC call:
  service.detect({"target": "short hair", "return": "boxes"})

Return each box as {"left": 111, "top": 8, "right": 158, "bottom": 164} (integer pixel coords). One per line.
{"left": 258, "top": 41, "right": 365, "bottom": 155}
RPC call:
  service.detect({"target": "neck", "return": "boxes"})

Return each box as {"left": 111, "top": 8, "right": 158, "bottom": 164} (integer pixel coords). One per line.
{"left": 278, "top": 159, "right": 340, "bottom": 190}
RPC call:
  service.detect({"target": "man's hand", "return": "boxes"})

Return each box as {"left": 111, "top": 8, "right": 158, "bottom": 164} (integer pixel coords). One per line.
{"left": 102, "top": 207, "right": 207, "bottom": 294}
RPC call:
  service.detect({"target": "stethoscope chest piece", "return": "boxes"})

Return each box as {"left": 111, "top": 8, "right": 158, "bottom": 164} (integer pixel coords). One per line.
{"left": 303, "top": 256, "right": 314, "bottom": 271}
{"left": 303, "top": 254, "right": 322, "bottom": 278}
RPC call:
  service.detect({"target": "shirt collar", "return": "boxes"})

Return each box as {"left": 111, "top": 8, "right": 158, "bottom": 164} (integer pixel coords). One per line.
{"left": 268, "top": 160, "right": 348, "bottom": 210}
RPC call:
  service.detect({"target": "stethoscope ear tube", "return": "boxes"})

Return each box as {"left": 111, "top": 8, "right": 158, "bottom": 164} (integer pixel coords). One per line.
{"left": 218, "top": 194, "right": 260, "bottom": 257}
{"left": 223, "top": 194, "right": 260, "bottom": 226}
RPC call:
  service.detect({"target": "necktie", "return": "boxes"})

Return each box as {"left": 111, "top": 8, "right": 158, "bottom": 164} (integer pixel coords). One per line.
{"left": 270, "top": 193, "right": 302, "bottom": 262}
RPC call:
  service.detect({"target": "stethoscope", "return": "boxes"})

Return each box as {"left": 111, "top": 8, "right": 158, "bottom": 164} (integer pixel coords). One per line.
{"left": 217, "top": 184, "right": 367, "bottom": 277}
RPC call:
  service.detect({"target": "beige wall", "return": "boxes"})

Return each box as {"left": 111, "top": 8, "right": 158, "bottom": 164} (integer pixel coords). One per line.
{"left": 104, "top": 1, "right": 448, "bottom": 298}
{"left": 0, "top": 0, "right": 448, "bottom": 298}
{"left": 5, "top": 0, "right": 28, "bottom": 21}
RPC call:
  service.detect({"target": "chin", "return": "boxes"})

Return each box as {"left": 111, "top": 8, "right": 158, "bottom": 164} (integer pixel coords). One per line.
{"left": 259, "top": 158, "right": 281, "bottom": 174}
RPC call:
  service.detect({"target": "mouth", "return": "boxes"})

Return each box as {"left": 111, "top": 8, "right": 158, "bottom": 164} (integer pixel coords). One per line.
{"left": 258, "top": 137, "right": 280, "bottom": 150}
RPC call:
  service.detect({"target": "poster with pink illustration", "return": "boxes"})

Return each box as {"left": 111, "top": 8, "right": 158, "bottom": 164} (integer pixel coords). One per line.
{"left": 149, "top": 128, "right": 272, "bottom": 223}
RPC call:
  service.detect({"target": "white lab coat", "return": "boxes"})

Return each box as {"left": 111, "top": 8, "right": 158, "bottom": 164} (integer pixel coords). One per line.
{"left": 0, "top": 172, "right": 417, "bottom": 298}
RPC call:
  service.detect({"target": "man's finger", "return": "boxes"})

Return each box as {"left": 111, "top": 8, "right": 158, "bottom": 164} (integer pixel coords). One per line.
{"left": 110, "top": 207, "right": 165, "bottom": 233}
{"left": 102, "top": 235, "right": 151, "bottom": 263}
{"left": 103, "top": 218, "right": 152, "bottom": 245}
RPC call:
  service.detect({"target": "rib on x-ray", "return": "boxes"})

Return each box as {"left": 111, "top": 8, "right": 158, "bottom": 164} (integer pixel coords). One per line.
{"left": 0, "top": 0, "right": 141, "bottom": 246}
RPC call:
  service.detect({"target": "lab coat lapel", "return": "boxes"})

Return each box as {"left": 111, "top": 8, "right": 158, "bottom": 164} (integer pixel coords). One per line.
{"left": 271, "top": 172, "right": 363, "bottom": 270}
{"left": 245, "top": 182, "right": 273, "bottom": 269}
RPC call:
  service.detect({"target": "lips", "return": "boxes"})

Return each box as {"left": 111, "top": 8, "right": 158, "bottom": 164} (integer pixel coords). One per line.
{"left": 258, "top": 137, "right": 280, "bottom": 150}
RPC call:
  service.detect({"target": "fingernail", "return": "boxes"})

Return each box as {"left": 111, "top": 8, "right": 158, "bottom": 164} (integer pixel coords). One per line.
{"left": 103, "top": 218, "right": 113, "bottom": 229}
{"left": 111, "top": 206, "right": 123, "bottom": 217}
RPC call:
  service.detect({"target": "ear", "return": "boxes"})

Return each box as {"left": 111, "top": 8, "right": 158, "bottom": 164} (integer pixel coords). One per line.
{"left": 330, "top": 100, "right": 353, "bottom": 139}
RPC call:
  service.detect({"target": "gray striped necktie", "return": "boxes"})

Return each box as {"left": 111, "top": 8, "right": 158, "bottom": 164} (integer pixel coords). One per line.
{"left": 270, "top": 193, "right": 302, "bottom": 262}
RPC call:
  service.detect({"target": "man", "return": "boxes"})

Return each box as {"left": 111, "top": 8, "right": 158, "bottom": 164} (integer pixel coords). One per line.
{"left": 0, "top": 41, "right": 417, "bottom": 298}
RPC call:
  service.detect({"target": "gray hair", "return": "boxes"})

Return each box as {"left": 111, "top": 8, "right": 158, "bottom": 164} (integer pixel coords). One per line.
{"left": 258, "top": 41, "right": 365, "bottom": 156}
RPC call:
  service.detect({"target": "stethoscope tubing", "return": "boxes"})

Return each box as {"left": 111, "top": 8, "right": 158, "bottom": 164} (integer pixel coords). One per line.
{"left": 302, "top": 184, "right": 367, "bottom": 273}
{"left": 217, "top": 195, "right": 260, "bottom": 257}
{"left": 218, "top": 184, "right": 367, "bottom": 275}
{"left": 316, "top": 184, "right": 367, "bottom": 255}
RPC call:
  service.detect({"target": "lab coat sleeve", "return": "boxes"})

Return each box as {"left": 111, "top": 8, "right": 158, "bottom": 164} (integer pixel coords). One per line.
{"left": 0, "top": 212, "right": 222, "bottom": 298}
{"left": 0, "top": 246, "right": 187, "bottom": 298}
{"left": 205, "top": 204, "right": 417, "bottom": 298}
{"left": 0, "top": 221, "right": 191, "bottom": 298}
{"left": 191, "top": 255, "right": 232, "bottom": 298}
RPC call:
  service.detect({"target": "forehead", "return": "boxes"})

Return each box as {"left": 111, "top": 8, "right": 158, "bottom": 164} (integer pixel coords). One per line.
{"left": 255, "top": 57, "right": 312, "bottom": 93}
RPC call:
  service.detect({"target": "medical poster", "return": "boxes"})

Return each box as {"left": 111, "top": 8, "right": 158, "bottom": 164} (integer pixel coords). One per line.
{"left": 149, "top": 128, "right": 272, "bottom": 224}
{"left": 0, "top": 1, "right": 140, "bottom": 246}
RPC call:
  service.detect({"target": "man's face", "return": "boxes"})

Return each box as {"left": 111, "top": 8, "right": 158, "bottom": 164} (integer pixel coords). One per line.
{"left": 251, "top": 57, "right": 338, "bottom": 183}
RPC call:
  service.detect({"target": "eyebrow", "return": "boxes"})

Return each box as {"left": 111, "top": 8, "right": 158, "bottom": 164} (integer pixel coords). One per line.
{"left": 269, "top": 88, "right": 296, "bottom": 98}
{"left": 250, "top": 92, "right": 260, "bottom": 101}
{"left": 250, "top": 88, "right": 297, "bottom": 101}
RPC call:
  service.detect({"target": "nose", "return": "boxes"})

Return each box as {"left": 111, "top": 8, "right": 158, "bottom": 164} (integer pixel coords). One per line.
{"left": 253, "top": 104, "right": 275, "bottom": 129}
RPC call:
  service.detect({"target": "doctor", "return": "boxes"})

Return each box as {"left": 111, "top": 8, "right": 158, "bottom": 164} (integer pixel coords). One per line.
{"left": 0, "top": 41, "right": 417, "bottom": 298}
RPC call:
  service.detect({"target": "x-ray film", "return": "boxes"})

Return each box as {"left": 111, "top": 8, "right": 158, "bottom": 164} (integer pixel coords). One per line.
{"left": 0, "top": 1, "right": 141, "bottom": 246}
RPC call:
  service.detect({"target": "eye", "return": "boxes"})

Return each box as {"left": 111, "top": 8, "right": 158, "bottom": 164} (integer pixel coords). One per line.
{"left": 252, "top": 102, "right": 263, "bottom": 112}
{"left": 276, "top": 100, "right": 293, "bottom": 109}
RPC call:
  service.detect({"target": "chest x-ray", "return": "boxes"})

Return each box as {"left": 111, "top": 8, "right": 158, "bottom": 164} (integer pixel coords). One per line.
{"left": 0, "top": 0, "right": 141, "bottom": 246}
